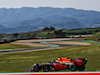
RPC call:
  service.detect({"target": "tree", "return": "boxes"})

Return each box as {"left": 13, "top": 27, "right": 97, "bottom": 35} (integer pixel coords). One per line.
{"left": 54, "top": 30, "right": 66, "bottom": 37}
{"left": 43, "top": 27, "right": 49, "bottom": 31}
{"left": 43, "top": 27, "right": 55, "bottom": 31}
{"left": 49, "top": 26, "right": 55, "bottom": 31}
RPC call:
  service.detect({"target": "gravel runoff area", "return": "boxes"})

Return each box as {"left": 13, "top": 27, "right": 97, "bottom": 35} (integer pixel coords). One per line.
{"left": 12, "top": 38, "right": 91, "bottom": 47}
{"left": 47, "top": 41, "right": 91, "bottom": 46}
{"left": 12, "top": 42, "right": 49, "bottom": 47}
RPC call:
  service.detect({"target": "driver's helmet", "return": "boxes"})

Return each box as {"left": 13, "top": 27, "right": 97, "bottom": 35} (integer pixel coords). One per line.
{"left": 58, "top": 57, "right": 62, "bottom": 60}
{"left": 57, "top": 57, "right": 63, "bottom": 63}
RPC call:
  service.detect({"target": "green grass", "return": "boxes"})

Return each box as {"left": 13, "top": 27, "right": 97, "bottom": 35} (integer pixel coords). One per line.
{"left": 0, "top": 43, "right": 100, "bottom": 72}
{"left": 0, "top": 43, "right": 38, "bottom": 50}
{"left": 66, "top": 28, "right": 100, "bottom": 32}
{"left": 36, "top": 31, "right": 54, "bottom": 36}
{"left": 35, "top": 27, "right": 100, "bottom": 37}
{"left": 6, "top": 27, "right": 100, "bottom": 38}
{"left": 88, "top": 31, "right": 100, "bottom": 41}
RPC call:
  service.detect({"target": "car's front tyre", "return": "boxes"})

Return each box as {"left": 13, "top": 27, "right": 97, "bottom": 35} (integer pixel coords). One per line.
{"left": 32, "top": 64, "right": 39, "bottom": 72}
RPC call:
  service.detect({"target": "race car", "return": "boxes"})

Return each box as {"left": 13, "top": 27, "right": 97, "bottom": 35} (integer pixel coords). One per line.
{"left": 31, "top": 57, "right": 87, "bottom": 72}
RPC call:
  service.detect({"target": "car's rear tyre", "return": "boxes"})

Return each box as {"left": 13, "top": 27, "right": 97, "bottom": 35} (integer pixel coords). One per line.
{"left": 78, "top": 66, "right": 85, "bottom": 71}
{"left": 32, "top": 64, "right": 39, "bottom": 72}
{"left": 43, "top": 66, "right": 50, "bottom": 72}
{"left": 69, "top": 64, "right": 76, "bottom": 71}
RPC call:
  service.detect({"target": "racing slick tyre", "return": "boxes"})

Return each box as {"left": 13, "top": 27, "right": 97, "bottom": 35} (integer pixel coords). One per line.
{"left": 78, "top": 66, "right": 85, "bottom": 71}
{"left": 43, "top": 66, "right": 50, "bottom": 72}
{"left": 32, "top": 64, "right": 39, "bottom": 72}
{"left": 69, "top": 64, "right": 76, "bottom": 71}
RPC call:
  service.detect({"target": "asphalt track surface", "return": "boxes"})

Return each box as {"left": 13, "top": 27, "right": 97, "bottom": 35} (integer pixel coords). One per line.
{"left": 0, "top": 42, "right": 79, "bottom": 54}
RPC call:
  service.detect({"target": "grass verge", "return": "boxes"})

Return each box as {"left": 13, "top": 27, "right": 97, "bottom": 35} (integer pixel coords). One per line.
{"left": 0, "top": 43, "right": 41, "bottom": 50}
{"left": 0, "top": 43, "right": 100, "bottom": 72}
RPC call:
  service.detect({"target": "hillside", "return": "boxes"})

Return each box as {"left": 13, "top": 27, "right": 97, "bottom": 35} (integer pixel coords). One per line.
{"left": 0, "top": 17, "right": 83, "bottom": 33}
{"left": 0, "top": 25, "right": 7, "bottom": 33}
{"left": 0, "top": 7, "right": 100, "bottom": 33}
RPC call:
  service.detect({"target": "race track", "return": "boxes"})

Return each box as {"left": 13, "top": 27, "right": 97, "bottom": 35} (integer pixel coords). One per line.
{"left": 0, "top": 38, "right": 91, "bottom": 54}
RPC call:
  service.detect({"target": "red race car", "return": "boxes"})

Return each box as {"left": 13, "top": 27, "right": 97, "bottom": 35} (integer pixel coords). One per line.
{"left": 31, "top": 57, "right": 87, "bottom": 72}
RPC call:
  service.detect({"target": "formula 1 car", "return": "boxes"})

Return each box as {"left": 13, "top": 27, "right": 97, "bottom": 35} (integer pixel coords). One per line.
{"left": 31, "top": 57, "right": 87, "bottom": 72}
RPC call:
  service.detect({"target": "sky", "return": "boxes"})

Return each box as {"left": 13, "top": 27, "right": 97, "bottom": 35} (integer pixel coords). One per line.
{"left": 0, "top": 0, "right": 100, "bottom": 11}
